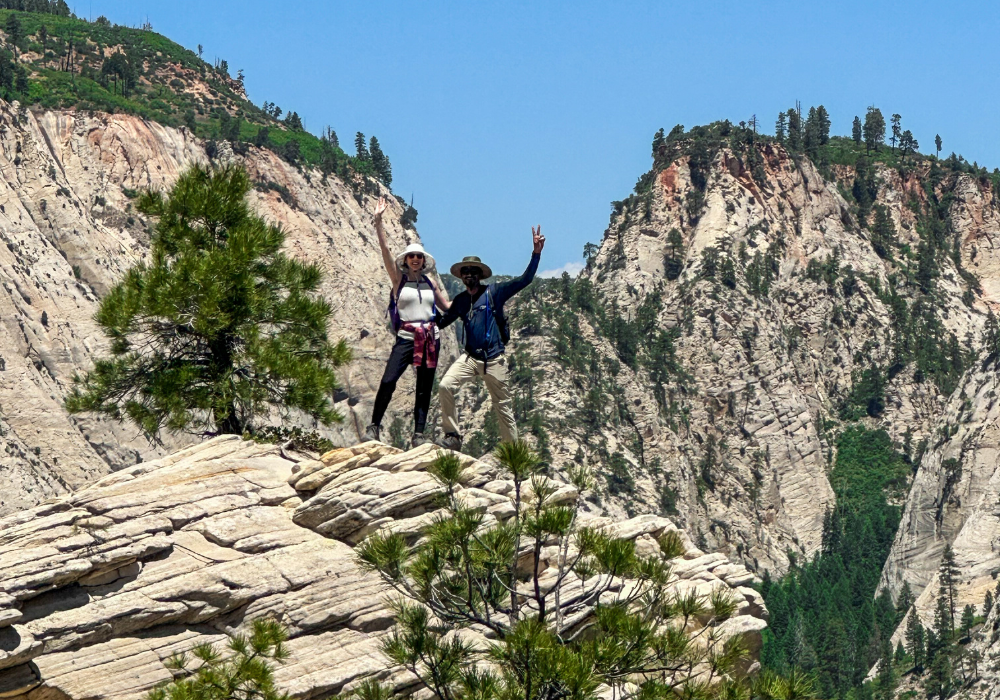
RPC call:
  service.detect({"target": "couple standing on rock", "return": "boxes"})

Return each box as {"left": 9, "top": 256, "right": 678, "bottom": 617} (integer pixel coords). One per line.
{"left": 365, "top": 196, "right": 545, "bottom": 450}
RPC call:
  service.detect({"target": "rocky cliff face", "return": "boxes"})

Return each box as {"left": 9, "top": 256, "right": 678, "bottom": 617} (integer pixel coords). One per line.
{"left": 6, "top": 101, "right": 1000, "bottom": 660}
{"left": 0, "top": 101, "right": 446, "bottom": 517}
{"left": 450, "top": 137, "right": 999, "bottom": 584}
{"left": 0, "top": 436, "right": 768, "bottom": 700}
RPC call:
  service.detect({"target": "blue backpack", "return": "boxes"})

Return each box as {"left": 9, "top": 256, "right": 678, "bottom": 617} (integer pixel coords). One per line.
{"left": 387, "top": 275, "right": 437, "bottom": 333}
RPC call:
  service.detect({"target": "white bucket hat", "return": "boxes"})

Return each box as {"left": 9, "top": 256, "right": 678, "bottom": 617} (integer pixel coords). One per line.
{"left": 395, "top": 243, "right": 435, "bottom": 272}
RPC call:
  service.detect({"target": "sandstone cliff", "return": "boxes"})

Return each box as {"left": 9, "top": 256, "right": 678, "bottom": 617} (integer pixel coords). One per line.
{"left": 450, "top": 137, "right": 999, "bottom": 582}
{"left": 0, "top": 101, "right": 447, "bottom": 517}
{"left": 0, "top": 436, "right": 768, "bottom": 700}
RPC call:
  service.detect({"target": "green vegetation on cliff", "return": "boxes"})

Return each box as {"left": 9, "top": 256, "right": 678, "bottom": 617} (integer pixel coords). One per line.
{"left": 759, "top": 426, "right": 909, "bottom": 699}
{"left": 0, "top": 8, "right": 397, "bottom": 189}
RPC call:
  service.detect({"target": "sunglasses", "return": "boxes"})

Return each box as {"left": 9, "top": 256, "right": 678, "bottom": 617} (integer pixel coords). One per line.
{"left": 460, "top": 267, "right": 482, "bottom": 276}
{"left": 405, "top": 253, "right": 425, "bottom": 259}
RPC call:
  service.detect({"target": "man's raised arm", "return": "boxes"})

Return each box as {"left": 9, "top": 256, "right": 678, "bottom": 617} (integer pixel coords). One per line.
{"left": 495, "top": 226, "right": 545, "bottom": 305}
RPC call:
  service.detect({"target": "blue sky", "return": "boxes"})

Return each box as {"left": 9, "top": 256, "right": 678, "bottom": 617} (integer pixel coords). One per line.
{"left": 83, "top": 1, "right": 1000, "bottom": 275}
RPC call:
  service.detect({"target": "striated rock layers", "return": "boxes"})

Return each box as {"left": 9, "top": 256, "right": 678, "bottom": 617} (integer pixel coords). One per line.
{"left": 450, "top": 142, "right": 1000, "bottom": 580}
{"left": 880, "top": 361, "right": 1000, "bottom": 628}
{"left": 0, "top": 101, "right": 445, "bottom": 517}
{"left": 0, "top": 436, "right": 768, "bottom": 700}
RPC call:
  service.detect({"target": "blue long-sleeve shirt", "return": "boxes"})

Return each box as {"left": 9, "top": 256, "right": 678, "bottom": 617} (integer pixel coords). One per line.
{"left": 438, "top": 252, "right": 540, "bottom": 361}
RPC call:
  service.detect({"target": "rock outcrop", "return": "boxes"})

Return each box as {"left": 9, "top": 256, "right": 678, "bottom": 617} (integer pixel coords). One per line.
{"left": 956, "top": 596, "right": 1000, "bottom": 699}
{"left": 0, "top": 436, "right": 769, "bottom": 700}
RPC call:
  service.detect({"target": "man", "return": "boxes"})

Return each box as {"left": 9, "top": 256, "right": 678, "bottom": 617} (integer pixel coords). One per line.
{"left": 435, "top": 226, "right": 545, "bottom": 450}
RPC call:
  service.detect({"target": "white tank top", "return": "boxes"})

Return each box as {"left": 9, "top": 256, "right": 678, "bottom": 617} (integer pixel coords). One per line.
{"left": 396, "top": 278, "right": 435, "bottom": 340}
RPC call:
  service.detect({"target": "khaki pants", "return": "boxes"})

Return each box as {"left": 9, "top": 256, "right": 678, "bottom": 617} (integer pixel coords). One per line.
{"left": 439, "top": 353, "right": 518, "bottom": 443}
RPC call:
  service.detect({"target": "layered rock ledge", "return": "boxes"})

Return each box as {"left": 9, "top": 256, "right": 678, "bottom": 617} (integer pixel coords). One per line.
{"left": 0, "top": 436, "right": 768, "bottom": 700}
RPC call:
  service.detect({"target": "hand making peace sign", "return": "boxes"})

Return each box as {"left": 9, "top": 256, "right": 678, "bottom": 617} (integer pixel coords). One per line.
{"left": 532, "top": 225, "right": 545, "bottom": 254}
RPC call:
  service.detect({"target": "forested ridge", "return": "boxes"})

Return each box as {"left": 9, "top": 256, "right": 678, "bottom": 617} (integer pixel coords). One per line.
{"left": 0, "top": 7, "right": 404, "bottom": 208}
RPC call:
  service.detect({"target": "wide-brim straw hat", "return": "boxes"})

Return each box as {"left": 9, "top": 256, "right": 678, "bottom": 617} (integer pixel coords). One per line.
{"left": 395, "top": 243, "right": 435, "bottom": 272}
{"left": 450, "top": 255, "right": 493, "bottom": 279}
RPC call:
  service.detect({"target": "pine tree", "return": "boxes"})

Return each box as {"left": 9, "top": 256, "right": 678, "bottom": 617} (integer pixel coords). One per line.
{"left": 939, "top": 545, "right": 960, "bottom": 636}
{"left": 651, "top": 127, "right": 665, "bottom": 156}
{"left": 960, "top": 604, "right": 975, "bottom": 640}
{"left": 853, "top": 157, "right": 878, "bottom": 226}
{"left": 37, "top": 23, "right": 47, "bottom": 54}
{"left": 853, "top": 116, "right": 863, "bottom": 144}
{"left": 933, "top": 593, "right": 954, "bottom": 647}
{"left": 890, "top": 114, "right": 901, "bottom": 152}
{"left": 14, "top": 64, "right": 26, "bottom": 94}
{"left": 916, "top": 240, "right": 936, "bottom": 294}
{"left": 663, "top": 227, "right": 684, "bottom": 281}
{"left": 786, "top": 108, "right": 802, "bottom": 150}
{"left": 804, "top": 106, "right": 820, "bottom": 158}
{"left": 147, "top": 618, "right": 289, "bottom": 700}
{"left": 355, "top": 443, "right": 792, "bottom": 700}
{"left": 819, "top": 618, "right": 853, "bottom": 699}
{"left": 322, "top": 126, "right": 339, "bottom": 148}
{"left": 775, "top": 111, "right": 787, "bottom": 143}
{"left": 905, "top": 607, "right": 926, "bottom": 672}
{"left": 354, "top": 132, "right": 369, "bottom": 161}
{"left": 815, "top": 105, "right": 831, "bottom": 145}
{"left": 984, "top": 588, "right": 994, "bottom": 617}
{"left": 369, "top": 136, "right": 392, "bottom": 187}
{"left": 900, "top": 130, "right": 918, "bottom": 157}
{"left": 923, "top": 652, "right": 953, "bottom": 700}
{"left": 254, "top": 126, "right": 270, "bottom": 148}
{"left": 4, "top": 13, "right": 20, "bottom": 59}
{"left": 935, "top": 134, "right": 942, "bottom": 159}
{"left": 283, "top": 111, "right": 303, "bottom": 131}
{"left": 894, "top": 641, "right": 906, "bottom": 664}
{"left": 871, "top": 205, "right": 897, "bottom": 258}
{"left": 863, "top": 106, "right": 886, "bottom": 154}
{"left": 65, "top": 164, "right": 350, "bottom": 438}
{"left": 875, "top": 637, "right": 895, "bottom": 700}
{"left": 896, "top": 581, "right": 913, "bottom": 623}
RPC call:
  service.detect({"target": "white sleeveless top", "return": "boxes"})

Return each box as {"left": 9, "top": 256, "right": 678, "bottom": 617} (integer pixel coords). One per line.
{"left": 396, "top": 278, "right": 435, "bottom": 340}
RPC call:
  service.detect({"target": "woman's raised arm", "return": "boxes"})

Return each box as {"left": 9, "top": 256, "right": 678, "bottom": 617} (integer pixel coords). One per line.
{"left": 373, "top": 196, "right": 400, "bottom": 288}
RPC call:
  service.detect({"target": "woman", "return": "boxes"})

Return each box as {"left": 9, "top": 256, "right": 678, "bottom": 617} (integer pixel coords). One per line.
{"left": 365, "top": 196, "right": 451, "bottom": 447}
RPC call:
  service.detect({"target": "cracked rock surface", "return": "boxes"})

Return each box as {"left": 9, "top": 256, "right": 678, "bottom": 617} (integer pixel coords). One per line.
{"left": 0, "top": 436, "right": 769, "bottom": 700}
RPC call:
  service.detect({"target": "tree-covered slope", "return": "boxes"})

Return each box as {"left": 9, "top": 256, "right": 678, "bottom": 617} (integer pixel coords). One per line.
{"left": 0, "top": 7, "right": 400, "bottom": 186}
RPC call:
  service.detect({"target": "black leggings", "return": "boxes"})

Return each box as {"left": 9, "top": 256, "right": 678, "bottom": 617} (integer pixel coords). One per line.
{"left": 371, "top": 337, "right": 436, "bottom": 433}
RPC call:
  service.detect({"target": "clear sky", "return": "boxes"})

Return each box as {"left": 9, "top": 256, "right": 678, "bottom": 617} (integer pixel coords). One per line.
{"left": 82, "top": 0, "right": 1000, "bottom": 276}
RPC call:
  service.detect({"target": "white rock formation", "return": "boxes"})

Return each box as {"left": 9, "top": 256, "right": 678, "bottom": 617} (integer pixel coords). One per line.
{"left": 0, "top": 436, "right": 769, "bottom": 700}
{"left": 452, "top": 144, "right": 1000, "bottom": 578}
{"left": 0, "top": 101, "right": 451, "bottom": 517}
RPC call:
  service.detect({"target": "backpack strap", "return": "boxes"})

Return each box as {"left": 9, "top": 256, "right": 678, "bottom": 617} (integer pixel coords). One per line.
{"left": 422, "top": 275, "right": 437, "bottom": 317}
{"left": 387, "top": 275, "right": 408, "bottom": 333}
{"left": 486, "top": 285, "right": 509, "bottom": 343}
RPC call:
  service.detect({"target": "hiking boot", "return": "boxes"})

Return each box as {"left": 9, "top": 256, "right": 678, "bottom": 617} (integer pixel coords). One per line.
{"left": 363, "top": 424, "right": 381, "bottom": 443}
{"left": 411, "top": 432, "right": 433, "bottom": 448}
{"left": 435, "top": 432, "right": 462, "bottom": 451}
